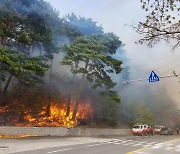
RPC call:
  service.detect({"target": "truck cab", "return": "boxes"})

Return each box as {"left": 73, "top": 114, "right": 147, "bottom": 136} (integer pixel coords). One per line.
{"left": 132, "top": 124, "right": 149, "bottom": 136}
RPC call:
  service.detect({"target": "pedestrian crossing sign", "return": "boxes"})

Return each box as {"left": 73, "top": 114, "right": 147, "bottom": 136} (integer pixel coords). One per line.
{"left": 149, "top": 71, "right": 159, "bottom": 82}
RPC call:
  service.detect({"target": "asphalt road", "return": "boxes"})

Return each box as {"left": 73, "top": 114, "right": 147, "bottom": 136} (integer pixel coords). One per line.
{"left": 1, "top": 135, "right": 180, "bottom": 154}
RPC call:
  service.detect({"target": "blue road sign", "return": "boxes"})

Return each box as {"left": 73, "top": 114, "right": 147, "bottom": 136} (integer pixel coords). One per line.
{"left": 149, "top": 71, "right": 159, "bottom": 83}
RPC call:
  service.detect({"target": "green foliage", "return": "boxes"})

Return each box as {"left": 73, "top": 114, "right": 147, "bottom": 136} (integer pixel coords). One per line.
{"left": 100, "top": 90, "right": 120, "bottom": 103}
{"left": 65, "top": 13, "right": 103, "bottom": 37}
{"left": 61, "top": 35, "right": 122, "bottom": 89}
{"left": 0, "top": 0, "right": 60, "bottom": 88}
{"left": 132, "top": 103, "right": 156, "bottom": 126}
{"left": 0, "top": 0, "right": 59, "bottom": 58}
{"left": 100, "top": 95, "right": 119, "bottom": 127}
{"left": 0, "top": 47, "right": 48, "bottom": 84}
{"left": 91, "top": 33, "right": 123, "bottom": 54}
{"left": 98, "top": 90, "right": 120, "bottom": 127}
{"left": 17, "top": 30, "right": 32, "bottom": 44}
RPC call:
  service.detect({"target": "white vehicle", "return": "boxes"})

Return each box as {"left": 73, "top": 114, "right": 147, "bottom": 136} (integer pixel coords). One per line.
{"left": 132, "top": 124, "right": 148, "bottom": 135}
{"left": 154, "top": 125, "right": 165, "bottom": 134}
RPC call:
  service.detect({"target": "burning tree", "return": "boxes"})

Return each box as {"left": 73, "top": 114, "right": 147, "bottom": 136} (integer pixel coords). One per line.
{"left": 61, "top": 34, "right": 123, "bottom": 121}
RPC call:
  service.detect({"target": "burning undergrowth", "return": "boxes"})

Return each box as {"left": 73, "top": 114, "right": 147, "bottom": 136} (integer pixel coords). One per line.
{"left": 0, "top": 96, "right": 93, "bottom": 127}
{"left": 21, "top": 100, "right": 93, "bottom": 127}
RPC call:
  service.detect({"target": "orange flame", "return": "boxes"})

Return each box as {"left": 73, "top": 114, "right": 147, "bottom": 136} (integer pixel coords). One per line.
{"left": 17, "top": 99, "right": 93, "bottom": 127}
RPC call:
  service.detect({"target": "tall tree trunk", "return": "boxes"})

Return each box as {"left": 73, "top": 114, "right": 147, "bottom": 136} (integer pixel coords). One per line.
{"left": 46, "top": 102, "right": 51, "bottom": 117}
{"left": 66, "top": 95, "right": 71, "bottom": 117}
{"left": 71, "top": 99, "right": 80, "bottom": 121}
{"left": 71, "top": 60, "right": 89, "bottom": 121}
{"left": 0, "top": 74, "right": 13, "bottom": 106}
{"left": 46, "top": 60, "right": 53, "bottom": 116}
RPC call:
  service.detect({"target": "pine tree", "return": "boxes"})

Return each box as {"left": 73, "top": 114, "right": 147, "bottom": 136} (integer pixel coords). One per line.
{"left": 61, "top": 34, "right": 122, "bottom": 120}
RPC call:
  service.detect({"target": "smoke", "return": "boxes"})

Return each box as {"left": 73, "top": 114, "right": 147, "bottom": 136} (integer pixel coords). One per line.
{"left": 41, "top": 20, "right": 178, "bottom": 128}
{"left": 44, "top": 36, "right": 179, "bottom": 127}
{"left": 113, "top": 46, "right": 178, "bottom": 127}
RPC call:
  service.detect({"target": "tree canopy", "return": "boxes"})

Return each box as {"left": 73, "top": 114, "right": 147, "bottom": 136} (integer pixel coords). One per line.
{"left": 0, "top": 47, "right": 47, "bottom": 82}
{"left": 61, "top": 34, "right": 122, "bottom": 90}
{"left": 132, "top": 103, "right": 156, "bottom": 126}
{"left": 136, "top": 0, "right": 180, "bottom": 50}
{"left": 0, "top": 0, "right": 60, "bottom": 50}
{"left": 64, "top": 13, "right": 103, "bottom": 37}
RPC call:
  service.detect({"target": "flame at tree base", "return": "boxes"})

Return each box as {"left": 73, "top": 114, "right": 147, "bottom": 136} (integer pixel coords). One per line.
{"left": 15, "top": 100, "right": 93, "bottom": 128}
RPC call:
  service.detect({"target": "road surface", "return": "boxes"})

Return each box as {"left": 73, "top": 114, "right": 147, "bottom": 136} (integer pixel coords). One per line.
{"left": 0, "top": 135, "right": 179, "bottom": 154}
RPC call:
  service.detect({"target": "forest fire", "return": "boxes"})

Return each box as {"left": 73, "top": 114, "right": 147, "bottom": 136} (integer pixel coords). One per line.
{"left": 15, "top": 99, "right": 93, "bottom": 128}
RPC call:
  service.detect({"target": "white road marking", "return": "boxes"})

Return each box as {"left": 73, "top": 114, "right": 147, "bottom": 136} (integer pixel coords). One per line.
{"left": 108, "top": 142, "right": 119, "bottom": 144}
{"left": 47, "top": 148, "right": 72, "bottom": 154}
{"left": 86, "top": 143, "right": 104, "bottom": 147}
{"left": 0, "top": 148, "right": 7, "bottom": 150}
{"left": 164, "top": 147, "right": 173, "bottom": 150}
{"left": 175, "top": 145, "right": 180, "bottom": 152}
{"left": 139, "top": 142, "right": 146, "bottom": 144}
{"left": 176, "top": 145, "right": 180, "bottom": 148}
{"left": 111, "top": 139, "right": 121, "bottom": 141}
{"left": 131, "top": 141, "right": 148, "bottom": 147}
{"left": 123, "top": 142, "right": 135, "bottom": 145}
{"left": 133, "top": 141, "right": 141, "bottom": 143}
{"left": 101, "top": 139, "right": 110, "bottom": 142}
{"left": 152, "top": 145, "right": 162, "bottom": 149}
{"left": 142, "top": 144, "right": 151, "bottom": 147}
{"left": 141, "top": 141, "right": 148, "bottom": 143}
{"left": 132, "top": 143, "right": 143, "bottom": 146}
{"left": 110, "top": 139, "right": 124, "bottom": 143}
{"left": 104, "top": 141, "right": 115, "bottom": 144}
{"left": 136, "top": 152, "right": 151, "bottom": 154}
{"left": 101, "top": 139, "right": 116, "bottom": 143}
{"left": 71, "top": 137, "right": 180, "bottom": 152}
{"left": 87, "top": 139, "right": 126, "bottom": 146}
{"left": 148, "top": 142, "right": 157, "bottom": 144}
{"left": 156, "top": 143, "right": 164, "bottom": 145}
{"left": 115, "top": 140, "right": 124, "bottom": 141}
{"left": 0, "top": 146, "right": 8, "bottom": 150}
{"left": 114, "top": 140, "right": 128, "bottom": 144}
{"left": 142, "top": 141, "right": 157, "bottom": 147}
{"left": 164, "top": 143, "right": 173, "bottom": 147}
{"left": 121, "top": 140, "right": 128, "bottom": 143}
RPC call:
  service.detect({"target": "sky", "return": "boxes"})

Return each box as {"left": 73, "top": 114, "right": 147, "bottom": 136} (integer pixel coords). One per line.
{"left": 45, "top": 0, "right": 180, "bottom": 107}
